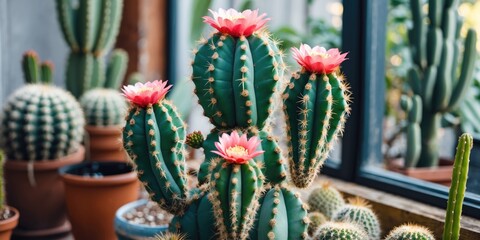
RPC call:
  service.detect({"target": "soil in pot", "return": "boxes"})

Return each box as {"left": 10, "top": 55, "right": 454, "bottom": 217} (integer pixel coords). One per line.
{"left": 60, "top": 161, "right": 139, "bottom": 240}
{"left": 124, "top": 201, "right": 172, "bottom": 226}
{"left": 0, "top": 206, "right": 19, "bottom": 240}
{"left": 85, "top": 125, "right": 127, "bottom": 162}
{"left": 4, "top": 147, "right": 85, "bottom": 238}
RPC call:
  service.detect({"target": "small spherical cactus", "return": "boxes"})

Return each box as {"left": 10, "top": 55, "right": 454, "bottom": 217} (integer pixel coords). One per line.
{"left": 80, "top": 88, "right": 127, "bottom": 126}
{"left": 155, "top": 232, "right": 187, "bottom": 240}
{"left": 308, "top": 212, "right": 328, "bottom": 236}
{"left": 0, "top": 84, "right": 84, "bottom": 160}
{"left": 312, "top": 221, "right": 369, "bottom": 240}
{"left": 308, "top": 181, "right": 345, "bottom": 219}
{"left": 385, "top": 224, "right": 435, "bottom": 240}
{"left": 332, "top": 197, "right": 381, "bottom": 240}
{"left": 186, "top": 131, "right": 204, "bottom": 149}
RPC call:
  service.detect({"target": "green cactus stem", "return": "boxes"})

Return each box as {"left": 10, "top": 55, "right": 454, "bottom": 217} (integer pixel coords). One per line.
{"left": 400, "top": 95, "right": 422, "bottom": 168}
{"left": 191, "top": 32, "right": 285, "bottom": 129}
{"left": 123, "top": 100, "right": 188, "bottom": 215}
{"left": 284, "top": 72, "right": 350, "bottom": 188}
{"left": 312, "top": 221, "right": 369, "bottom": 240}
{"left": 442, "top": 133, "right": 472, "bottom": 240}
{"left": 406, "top": 0, "right": 477, "bottom": 167}
{"left": 307, "top": 182, "right": 345, "bottom": 219}
{"left": 80, "top": 89, "right": 127, "bottom": 126}
{"left": 40, "top": 61, "right": 54, "bottom": 84}
{"left": 22, "top": 51, "right": 54, "bottom": 84}
{"left": 207, "top": 157, "right": 264, "bottom": 240}
{"left": 332, "top": 197, "right": 381, "bottom": 240}
{"left": 105, "top": 49, "right": 129, "bottom": 89}
{"left": 385, "top": 224, "right": 435, "bottom": 240}
{"left": 307, "top": 212, "right": 327, "bottom": 237}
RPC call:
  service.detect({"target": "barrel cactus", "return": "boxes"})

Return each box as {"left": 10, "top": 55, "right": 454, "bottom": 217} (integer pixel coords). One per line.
{"left": 332, "top": 197, "right": 381, "bottom": 240}
{"left": 307, "top": 212, "right": 328, "bottom": 236}
{"left": 312, "top": 222, "right": 368, "bottom": 240}
{"left": 122, "top": 8, "right": 350, "bottom": 240}
{"left": 55, "top": 0, "right": 128, "bottom": 97}
{"left": 385, "top": 224, "right": 435, "bottom": 240}
{"left": 80, "top": 88, "right": 127, "bottom": 126}
{"left": 307, "top": 182, "right": 345, "bottom": 219}
{"left": 0, "top": 51, "right": 84, "bottom": 160}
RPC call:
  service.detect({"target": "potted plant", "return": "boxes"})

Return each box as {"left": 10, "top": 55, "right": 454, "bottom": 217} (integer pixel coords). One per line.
{"left": 120, "top": 8, "right": 350, "bottom": 239}
{"left": 0, "top": 51, "right": 85, "bottom": 238}
{"left": 394, "top": 0, "right": 477, "bottom": 183}
{"left": 0, "top": 151, "right": 19, "bottom": 240}
{"left": 59, "top": 161, "right": 139, "bottom": 240}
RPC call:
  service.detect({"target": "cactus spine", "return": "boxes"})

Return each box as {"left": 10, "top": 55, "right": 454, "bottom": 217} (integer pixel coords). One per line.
{"left": 312, "top": 222, "right": 369, "bottom": 240}
{"left": 385, "top": 224, "right": 435, "bottom": 240}
{"left": 55, "top": 0, "right": 128, "bottom": 97}
{"left": 0, "top": 51, "right": 85, "bottom": 160}
{"left": 80, "top": 89, "right": 127, "bottom": 126}
{"left": 400, "top": 95, "right": 422, "bottom": 168}
{"left": 406, "top": 0, "right": 477, "bottom": 167}
{"left": 332, "top": 197, "right": 381, "bottom": 240}
{"left": 442, "top": 133, "right": 472, "bottom": 240}
{"left": 307, "top": 212, "right": 328, "bottom": 237}
{"left": 307, "top": 182, "right": 345, "bottom": 219}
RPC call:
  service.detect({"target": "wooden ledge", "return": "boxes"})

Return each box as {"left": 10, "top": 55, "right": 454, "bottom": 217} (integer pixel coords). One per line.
{"left": 300, "top": 176, "right": 480, "bottom": 239}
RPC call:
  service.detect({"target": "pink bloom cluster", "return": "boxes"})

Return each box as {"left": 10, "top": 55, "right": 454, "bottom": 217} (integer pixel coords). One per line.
{"left": 292, "top": 44, "right": 348, "bottom": 74}
{"left": 212, "top": 131, "right": 264, "bottom": 164}
{"left": 203, "top": 8, "right": 270, "bottom": 37}
{"left": 122, "top": 80, "right": 172, "bottom": 107}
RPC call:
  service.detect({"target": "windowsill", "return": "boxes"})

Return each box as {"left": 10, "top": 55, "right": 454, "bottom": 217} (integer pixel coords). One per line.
{"left": 302, "top": 176, "right": 480, "bottom": 239}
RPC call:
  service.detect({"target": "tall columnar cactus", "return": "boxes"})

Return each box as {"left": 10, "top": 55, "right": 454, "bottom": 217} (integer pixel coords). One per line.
{"left": 332, "top": 197, "right": 381, "bottom": 240}
{"left": 406, "top": 0, "right": 477, "bottom": 167}
{"left": 307, "top": 182, "right": 345, "bottom": 219}
{"left": 284, "top": 44, "right": 350, "bottom": 188}
{"left": 385, "top": 224, "right": 435, "bottom": 240}
{"left": 0, "top": 51, "right": 84, "bottom": 160}
{"left": 442, "top": 133, "right": 472, "bottom": 240}
{"left": 122, "top": 8, "right": 349, "bottom": 240}
{"left": 312, "top": 222, "right": 368, "bottom": 240}
{"left": 80, "top": 88, "right": 127, "bottom": 126}
{"left": 400, "top": 94, "right": 422, "bottom": 167}
{"left": 55, "top": 0, "right": 128, "bottom": 97}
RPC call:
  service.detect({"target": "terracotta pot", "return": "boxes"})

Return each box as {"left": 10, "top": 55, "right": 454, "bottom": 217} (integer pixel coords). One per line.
{"left": 4, "top": 147, "right": 85, "bottom": 238}
{"left": 60, "top": 161, "right": 139, "bottom": 240}
{"left": 0, "top": 206, "right": 19, "bottom": 240}
{"left": 386, "top": 158, "right": 453, "bottom": 186}
{"left": 85, "top": 125, "right": 127, "bottom": 162}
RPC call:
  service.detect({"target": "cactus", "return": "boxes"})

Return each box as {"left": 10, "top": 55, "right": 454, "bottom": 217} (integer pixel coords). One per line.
{"left": 385, "top": 224, "right": 435, "bottom": 240}
{"left": 400, "top": 95, "right": 422, "bottom": 168}
{"left": 308, "top": 212, "right": 328, "bottom": 237}
{"left": 307, "top": 182, "right": 345, "bottom": 219}
{"left": 55, "top": 0, "right": 128, "bottom": 97}
{"left": 332, "top": 197, "right": 381, "bottom": 240}
{"left": 0, "top": 51, "right": 84, "bottom": 161}
{"left": 406, "top": 0, "right": 477, "bottom": 167}
{"left": 128, "top": 72, "right": 145, "bottom": 85}
{"left": 442, "top": 133, "right": 472, "bottom": 240}
{"left": 312, "top": 222, "right": 369, "bottom": 240}
{"left": 122, "top": 8, "right": 349, "bottom": 240}
{"left": 284, "top": 45, "right": 350, "bottom": 188}
{"left": 154, "top": 232, "right": 187, "bottom": 240}
{"left": 80, "top": 88, "right": 127, "bottom": 126}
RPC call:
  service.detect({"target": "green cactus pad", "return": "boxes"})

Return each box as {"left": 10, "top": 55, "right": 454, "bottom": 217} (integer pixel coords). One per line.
{"left": 0, "top": 85, "right": 84, "bottom": 160}
{"left": 385, "top": 224, "right": 435, "bottom": 240}
{"left": 80, "top": 88, "right": 127, "bottom": 126}
{"left": 312, "top": 221, "right": 369, "bottom": 240}
{"left": 307, "top": 182, "right": 345, "bottom": 219}
{"left": 332, "top": 198, "right": 381, "bottom": 240}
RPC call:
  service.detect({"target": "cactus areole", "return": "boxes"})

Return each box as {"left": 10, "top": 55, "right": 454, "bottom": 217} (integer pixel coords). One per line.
{"left": 122, "top": 8, "right": 350, "bottom": 240}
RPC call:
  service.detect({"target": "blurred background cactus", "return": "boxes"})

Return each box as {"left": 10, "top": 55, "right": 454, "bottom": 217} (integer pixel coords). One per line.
{"left": 80, "top": 88, "right": 127, "bottom": 127}
{"left": 55, "top": 0, "right": 128, "bottom": 98}
{"left": 402, "top": 0, "right": 477, "bottom": 167}
{"left": 0, "top": 51, "right": 84, "bottom": 161}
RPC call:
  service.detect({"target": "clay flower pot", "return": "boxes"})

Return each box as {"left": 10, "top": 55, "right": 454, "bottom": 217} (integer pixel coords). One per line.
{"left": 0, "top": 206, "right": 19, "bottom": 240}
{"left": 85, "top": 125, "right": 127, "bottom": 162}
{"left": 4, "top": 147, "right": 85, "bottom": 238}
{"left": 60, "top": 161, "right": 139, "bottom": 240}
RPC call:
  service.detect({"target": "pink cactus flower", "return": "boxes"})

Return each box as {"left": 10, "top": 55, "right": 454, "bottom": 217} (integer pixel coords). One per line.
{"left": 203, "top": 8, "right": 270, "bottom": 37}
{"left": 122, "top": 80, "right": 172, "bottom": 107}
{"left": 212, "top": 131, "right": 264, "bottom": 164}
{"left": 291, "top": 44, "right": 348, "bottom": 74}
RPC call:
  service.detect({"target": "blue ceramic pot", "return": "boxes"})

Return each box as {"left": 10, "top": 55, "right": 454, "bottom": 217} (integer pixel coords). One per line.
{"left": 114, "top": 199, "right": 168, "bottom": 240}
